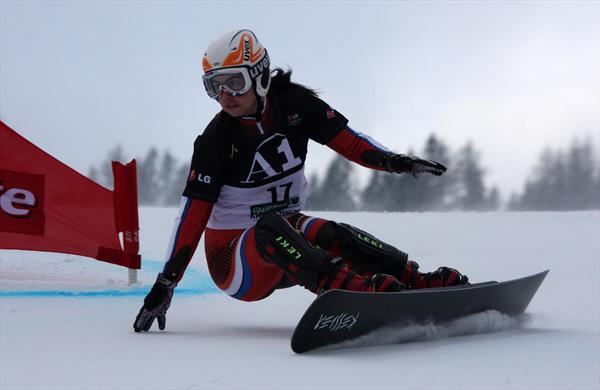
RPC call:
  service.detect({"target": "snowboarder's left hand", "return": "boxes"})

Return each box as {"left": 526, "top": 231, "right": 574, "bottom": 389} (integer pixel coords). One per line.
{"left": 133, "top": 273, "right": 176, "bottom": 332}
{"left": 387, "top": 154, "right": 447, "bottom": 177}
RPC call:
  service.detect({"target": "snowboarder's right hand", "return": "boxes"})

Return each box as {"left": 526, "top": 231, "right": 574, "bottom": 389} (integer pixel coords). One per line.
{"left": 387, "top": 154, "right": 447, "bottom": 177}
{"left": 133, "top": 273, "right": 177, "bottom": 332}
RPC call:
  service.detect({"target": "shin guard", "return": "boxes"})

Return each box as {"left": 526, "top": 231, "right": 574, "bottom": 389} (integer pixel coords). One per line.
{"left": 335, "top": 223, "right": 409, "bottom": 278}
{"left": 255, "top": 213, "right": 336, "bottom": 292}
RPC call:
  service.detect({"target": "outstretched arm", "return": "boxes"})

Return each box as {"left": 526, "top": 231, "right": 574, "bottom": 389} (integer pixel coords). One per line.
{"left": 326, "top": 126, "right": 446, "bottom": 177}
{"left": 133, "top": 197, "right": 213, "bottom": 332}
{"left": 161, "top": 197, "right": 213, "bottom": 282}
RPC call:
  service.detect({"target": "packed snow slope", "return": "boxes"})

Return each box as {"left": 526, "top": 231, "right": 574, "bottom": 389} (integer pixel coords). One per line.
{"left": 1, "top": 210, "right": 599, "bottom": 390}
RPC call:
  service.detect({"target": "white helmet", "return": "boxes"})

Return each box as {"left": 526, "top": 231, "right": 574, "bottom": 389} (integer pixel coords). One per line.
{"left": 202, "top": 29, "right": 271, "bottom": 99}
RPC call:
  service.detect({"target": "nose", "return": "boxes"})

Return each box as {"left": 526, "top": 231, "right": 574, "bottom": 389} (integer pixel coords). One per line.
{"left": 217, "top": 88, "right": 234, "bottom": 100}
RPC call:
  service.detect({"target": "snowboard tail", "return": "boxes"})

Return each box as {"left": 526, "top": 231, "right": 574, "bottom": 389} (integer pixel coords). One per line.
{"left": 291, "top": 270, "right": 549, "bottom": 353}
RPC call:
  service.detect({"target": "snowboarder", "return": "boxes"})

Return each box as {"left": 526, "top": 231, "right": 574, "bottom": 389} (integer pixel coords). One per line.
{"left": 134, "top": 29, "right": 468, "bottom": 332}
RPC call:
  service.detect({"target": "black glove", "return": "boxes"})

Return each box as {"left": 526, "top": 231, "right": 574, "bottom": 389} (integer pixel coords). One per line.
{"left": 133, "top": 273, "right": 177, "bottom": 332}
{"left": 386, "top": 154, "right": 447, "bottom": 177}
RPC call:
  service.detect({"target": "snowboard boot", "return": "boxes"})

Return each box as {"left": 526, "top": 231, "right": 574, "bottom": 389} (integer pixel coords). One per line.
{"left": 368, "top": 273, "right": 406, "bottom": 292}
{"left": 317, "top": 261, "right": 406, "bottom": 293}
{"left": 416, "top": 267, "right": 469, "bottom": 288}
{"left": 399, "top": 263, "right": 469, "bottom": 289}
{"left": 255, "top": 213, "right": 405, "bottom": 294}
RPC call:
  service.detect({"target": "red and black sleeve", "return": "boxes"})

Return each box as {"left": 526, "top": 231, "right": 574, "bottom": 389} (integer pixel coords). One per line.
{"left": 161, "top": 197, "right": 214, "bottom": 283}
{"left": 326, "top": 126, "right": 393, "bottom": 171}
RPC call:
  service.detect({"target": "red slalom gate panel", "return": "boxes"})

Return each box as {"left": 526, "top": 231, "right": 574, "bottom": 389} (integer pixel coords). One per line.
{"left": 0, "top": 120, "right": 140, "bottom": 269}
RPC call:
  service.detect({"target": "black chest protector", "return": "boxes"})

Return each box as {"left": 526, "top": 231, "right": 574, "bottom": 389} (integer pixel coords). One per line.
{"left": 182, "top": 89, "right": 348, "bottom": 229}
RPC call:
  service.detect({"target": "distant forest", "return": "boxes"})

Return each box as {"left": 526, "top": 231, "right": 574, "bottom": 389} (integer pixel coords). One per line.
{"left": 88, "top": 134, "right": 600, "bottom": 211}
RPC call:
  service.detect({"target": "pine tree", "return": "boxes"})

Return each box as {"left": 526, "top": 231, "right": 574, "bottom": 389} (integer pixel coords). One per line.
{"left": 305, "top": 173, "right": 324, "bottom": 211}
{"left": 453, "top": 141, "right": 488, "bottom": 210}
{"left": 317, "top": 155, "right": 356, "bottom": 211}
{"left": 361, "top": 169, "right": 390, "bottom": 211}
{"left": 363, "top": 136, "right": 455, "bottom": 212}
{"left": 593, "top": 164, "right": 600, "bottom": 209}
{"left": 389, "top": 135, "right": 453, "bottom": 211}
{"left": 88, "top": 165, "right": 100, "bottom": 185}
{"left": 97, "top": 145, "right": 126, "bottom": 188}
{"left": 512, "top": 148, "right": 563, "bottom": 210}
{"left": 421, "top": 134, "right": 454, "bottom": 210}
{"left": 164, "top": 163, "right": 189, "bottom": 206}
{"left": 486, "top": 186, "right": 501, "bottom": 211}
{"left": 158, "top": 150, "right": 177, "bottom": 206}
{"left": 389, "top": 167, "right": 424, "bottom": 211}
{"left": 138, "top": 147, "right": 160, "bottom": 205}
{"left": 563, "top": 138, "right": 598, "bottom": 209}
{"left": 510, "top": 137, "right": 600, "bottom": 211}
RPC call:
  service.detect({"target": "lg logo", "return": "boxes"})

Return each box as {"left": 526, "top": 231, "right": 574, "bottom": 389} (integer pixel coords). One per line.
{"left": 197, "top": 174, "right": 211, "bottom": 184}
{"left": 188, "top": 170, "right": 212, "bottom": 184}
{"left": 0, "top": 184, "right": 36, "bottom": 217}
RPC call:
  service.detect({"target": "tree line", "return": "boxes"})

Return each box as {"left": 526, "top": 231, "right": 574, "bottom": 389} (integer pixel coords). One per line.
{"left": 89, "top": 146, "right": 189, "bottom": 207}
{"left": 89, "top": 134, "right": 600, "bottom": 211}
{"left": 508, "top": 138, "right": 600, "bottom": 211}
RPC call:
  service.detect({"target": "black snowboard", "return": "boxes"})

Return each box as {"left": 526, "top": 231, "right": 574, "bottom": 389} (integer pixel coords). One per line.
{"left": 291, "top": 270, "right": 549, "bottom": 353}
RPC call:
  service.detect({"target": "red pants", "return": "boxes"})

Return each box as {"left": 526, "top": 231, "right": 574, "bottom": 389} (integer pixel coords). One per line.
{"left": 204, "top": 214, "right": 333, "bottom": 301}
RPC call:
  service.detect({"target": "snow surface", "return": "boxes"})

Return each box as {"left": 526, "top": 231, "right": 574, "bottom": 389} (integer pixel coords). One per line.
{"left": 1, "top": 209, "right": 599, "bottom": 390}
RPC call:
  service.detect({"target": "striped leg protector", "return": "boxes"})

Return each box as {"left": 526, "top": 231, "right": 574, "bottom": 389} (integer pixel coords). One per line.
{"left": 255, "top": 214, "right": 406, "bottom": 294}
{"left": 255, "top": 213, "right": 336, "bottom": 292}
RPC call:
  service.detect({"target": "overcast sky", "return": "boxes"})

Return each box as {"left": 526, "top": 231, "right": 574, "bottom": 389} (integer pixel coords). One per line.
{"left": 1, "top": 1, "right": 598, "bottom": 198}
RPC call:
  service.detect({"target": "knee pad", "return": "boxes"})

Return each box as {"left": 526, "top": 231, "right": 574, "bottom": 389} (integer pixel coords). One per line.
{"left": 254, "top": 213, "right": 334, "bottom": 291}
{"left": 335, "top": 222, "right": 409, "bottom": 274}
{"left": 313, "top": 221, "right": 338, "bottom": 250}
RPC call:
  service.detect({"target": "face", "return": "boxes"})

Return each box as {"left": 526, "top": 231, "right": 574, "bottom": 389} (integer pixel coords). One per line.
{"left": 218, "top": 89, "right": 259, "bottom": 117}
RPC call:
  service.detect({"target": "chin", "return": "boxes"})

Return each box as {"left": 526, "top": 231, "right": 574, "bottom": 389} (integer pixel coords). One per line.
{"left": 225, "top": 109, "right": 243, "bottom": 117}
